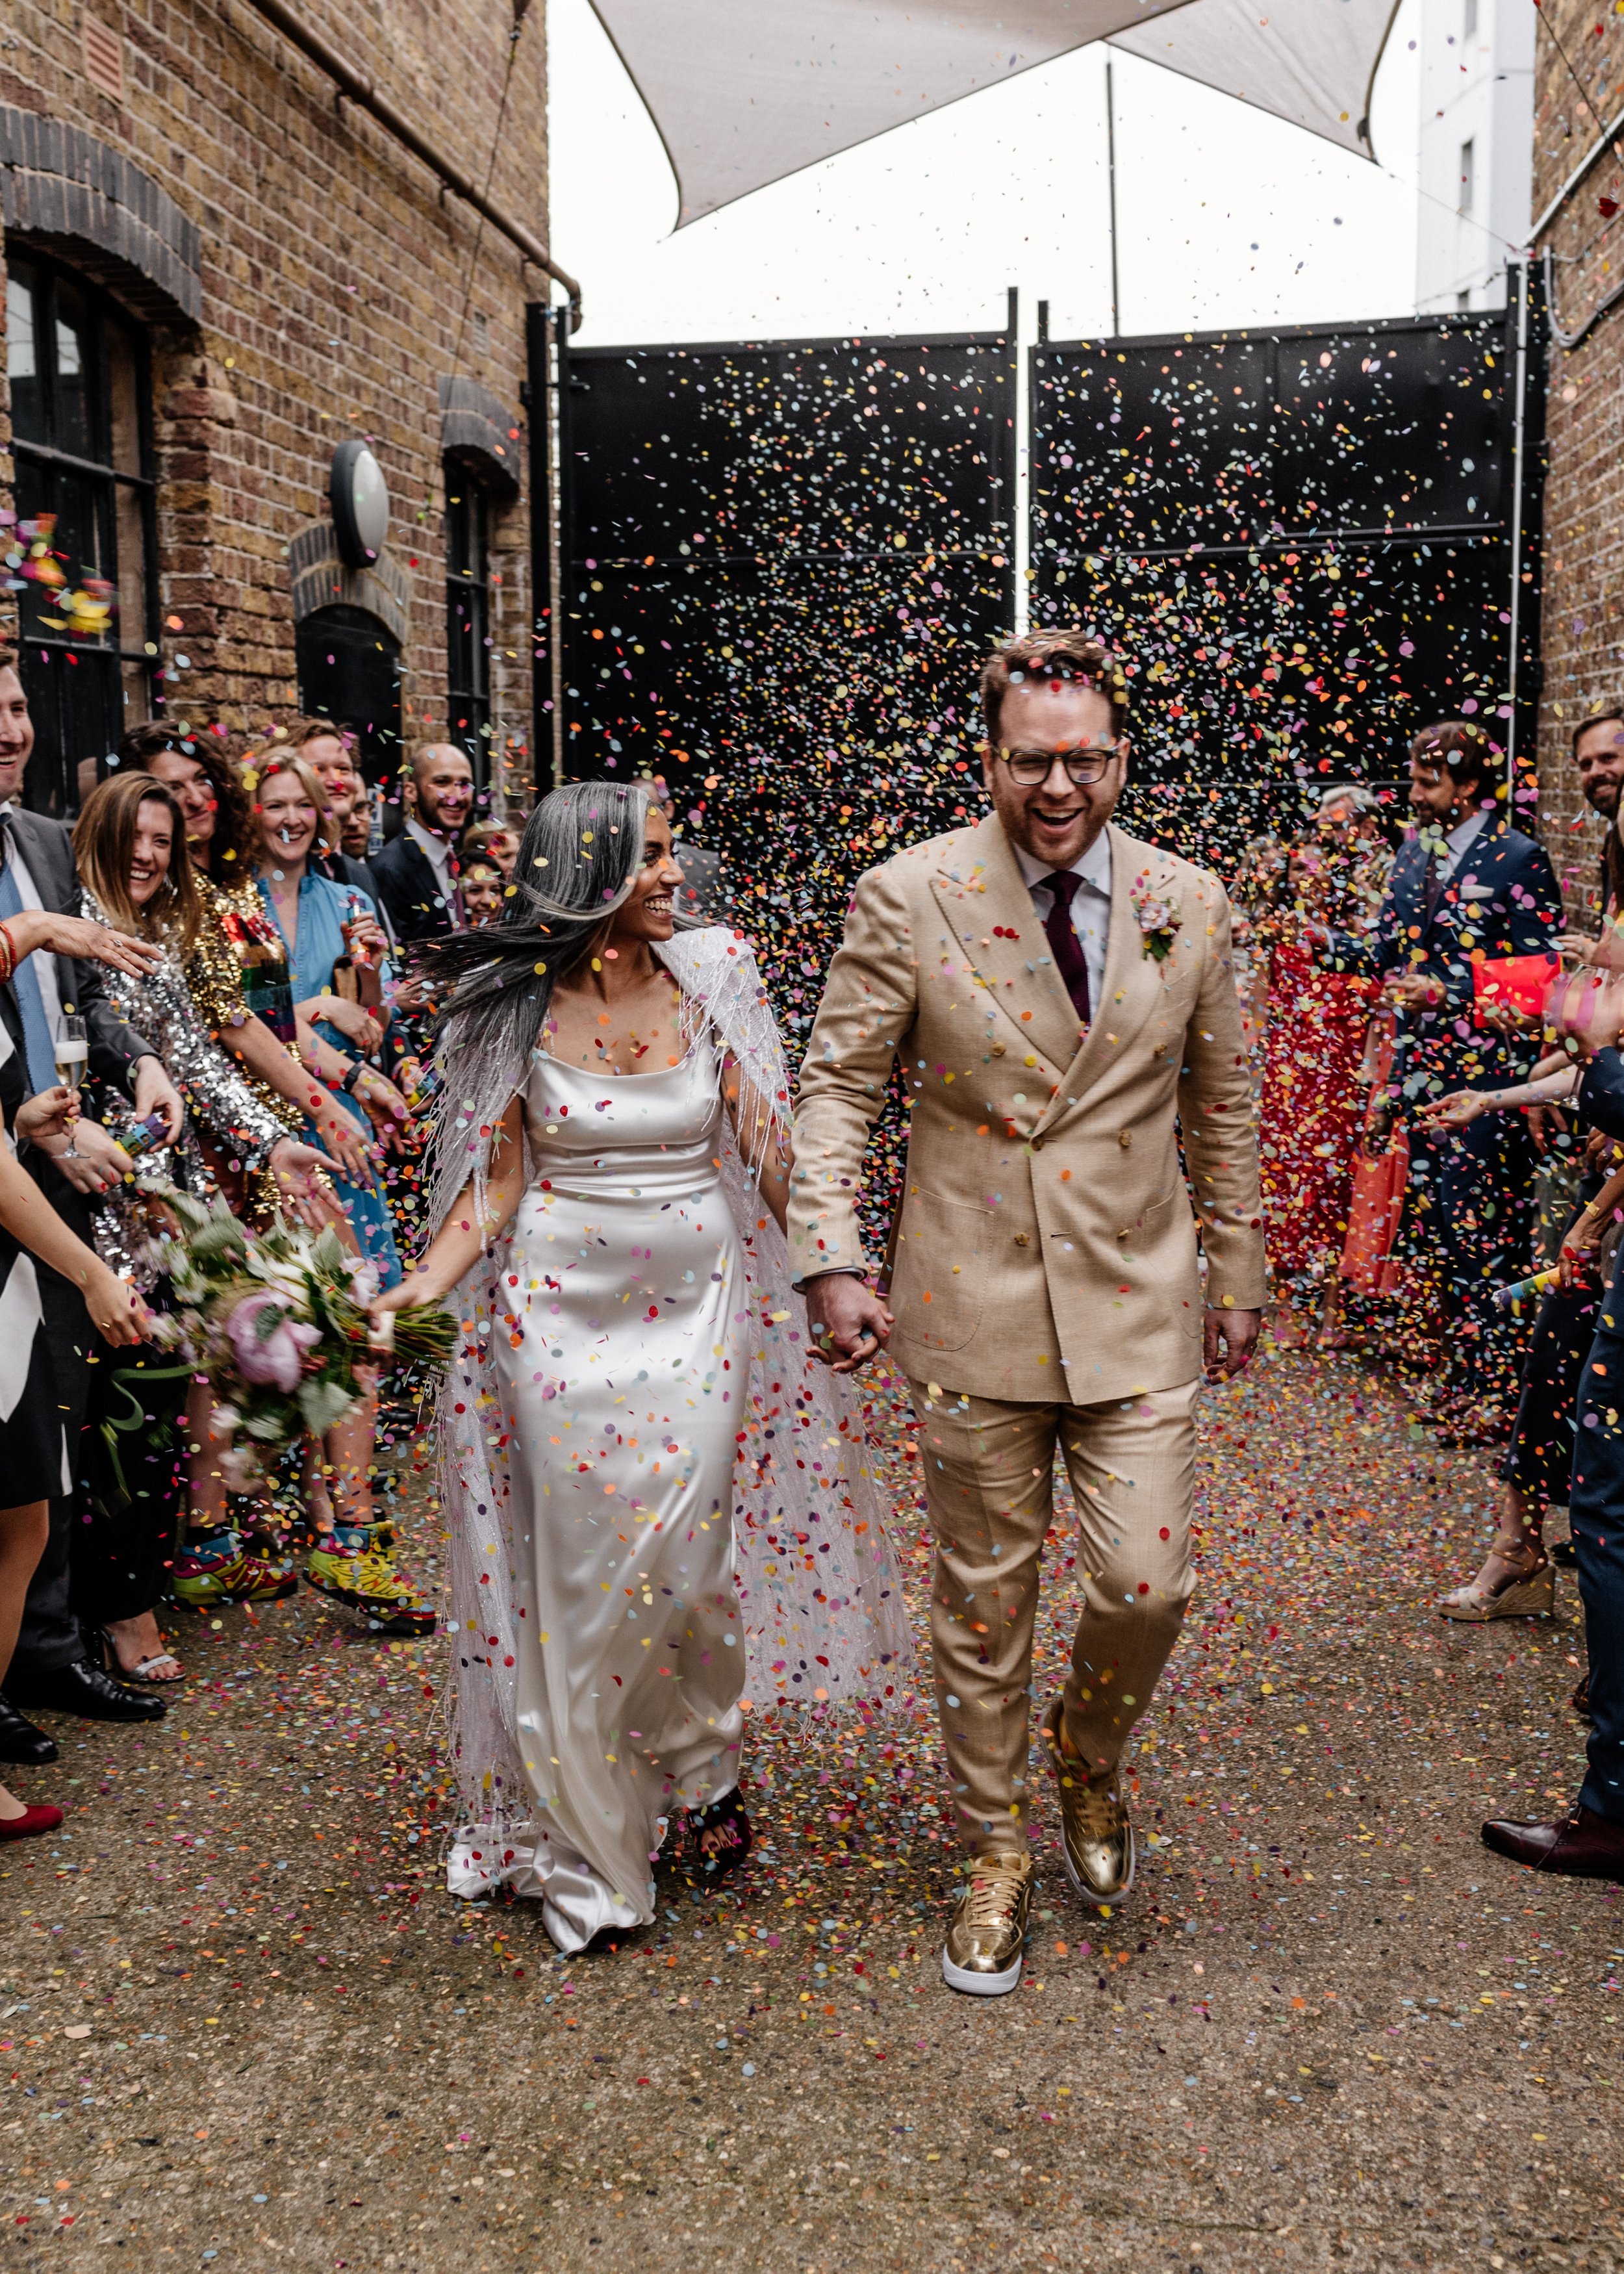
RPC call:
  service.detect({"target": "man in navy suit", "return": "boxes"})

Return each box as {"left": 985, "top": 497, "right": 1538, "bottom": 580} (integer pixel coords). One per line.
{"left": 367, "top": 743, "right": 474, "bottom": 945}
{"left": 1484, "top": 1036, "right": 1624, "bottom": 1880}
{"left": 1325, "top": 721, "right": 1562, "bottom": 1440}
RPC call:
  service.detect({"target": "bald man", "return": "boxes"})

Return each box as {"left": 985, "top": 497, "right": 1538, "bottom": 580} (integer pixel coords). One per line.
{"left": 368, "top": 743, "right": 475, "bottom": 943}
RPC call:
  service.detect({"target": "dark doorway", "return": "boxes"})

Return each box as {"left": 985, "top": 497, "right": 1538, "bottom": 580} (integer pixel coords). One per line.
{"left": 295, "top": 603, "right": 402, "bottom": 784}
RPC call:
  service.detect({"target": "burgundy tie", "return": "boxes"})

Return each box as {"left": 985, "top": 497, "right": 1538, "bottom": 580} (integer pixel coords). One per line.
{"left": 1039, "top": 870, "right": 1091, "bottom": 1025}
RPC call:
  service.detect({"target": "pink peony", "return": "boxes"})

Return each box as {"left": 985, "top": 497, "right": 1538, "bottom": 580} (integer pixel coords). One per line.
{"left": 226, "top": 1290, "right": 322, "bottom": 1394}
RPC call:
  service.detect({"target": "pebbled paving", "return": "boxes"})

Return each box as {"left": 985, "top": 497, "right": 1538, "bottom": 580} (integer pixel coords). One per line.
{"left": 1, "top": 1342, "right": 1621, "bottom": 2272}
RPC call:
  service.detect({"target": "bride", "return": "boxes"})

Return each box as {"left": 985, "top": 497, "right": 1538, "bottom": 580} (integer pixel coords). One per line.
{"left": 374, "top": 779, "right": 908, "bottom": 1951}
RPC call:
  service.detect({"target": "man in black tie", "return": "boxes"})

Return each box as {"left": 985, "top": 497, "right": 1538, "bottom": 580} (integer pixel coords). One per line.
{"left": 0, "top": 659, "right": 184, "bottom": 1762}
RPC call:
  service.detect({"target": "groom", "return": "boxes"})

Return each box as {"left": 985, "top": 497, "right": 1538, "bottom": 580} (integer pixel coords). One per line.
{"left": 790, "top": 628, "right": 1265, "bottom": 1996}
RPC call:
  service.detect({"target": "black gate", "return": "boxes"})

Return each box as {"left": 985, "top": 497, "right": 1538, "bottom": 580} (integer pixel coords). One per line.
{"left": 1028, "top": 272, "right": 1545, "bottom": 869}
{"left": 559, "top": 318, "right": 1015, "bottom": 1044}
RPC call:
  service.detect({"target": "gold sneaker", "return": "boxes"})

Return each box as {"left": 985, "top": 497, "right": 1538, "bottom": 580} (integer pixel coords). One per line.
{"left": 941, "top": 1852, "right": 1033, "bottom": 1997}
{"left": 1039, "top": 1695, "right": 1136, "bottom": 1908}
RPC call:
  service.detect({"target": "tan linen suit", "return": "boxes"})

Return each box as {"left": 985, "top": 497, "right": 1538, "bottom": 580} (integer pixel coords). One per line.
{"left": 790, "top": 811, "right": 1265, "bottom": 1854}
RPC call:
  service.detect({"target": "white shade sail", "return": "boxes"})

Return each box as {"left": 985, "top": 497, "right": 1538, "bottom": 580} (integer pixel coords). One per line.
{"left": 589, "top": 0, "right": 1400, "bottom": 228}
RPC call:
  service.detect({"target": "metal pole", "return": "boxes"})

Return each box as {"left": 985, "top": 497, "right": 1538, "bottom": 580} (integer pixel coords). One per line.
{"left": 1106, "top": 55, "right": 1121, "bottom": 338}
{"left": 1506, "top": 257, "right": 1529, "bottom": 797}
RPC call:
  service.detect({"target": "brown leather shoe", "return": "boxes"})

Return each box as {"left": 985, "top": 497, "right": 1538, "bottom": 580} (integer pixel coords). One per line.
{"left": 1482, "top": 1805, "right": 1624, "bottom": 1880}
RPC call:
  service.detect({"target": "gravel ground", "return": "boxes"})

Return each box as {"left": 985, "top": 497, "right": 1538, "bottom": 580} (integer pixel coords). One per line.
{"left": 3, "top": 1342, "right": 1622, "bottom": 2273}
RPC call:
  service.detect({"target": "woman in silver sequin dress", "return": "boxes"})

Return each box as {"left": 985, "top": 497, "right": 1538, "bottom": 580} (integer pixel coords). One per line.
{"left": 70, "top": 776, "right": 336, "bottom": 1682}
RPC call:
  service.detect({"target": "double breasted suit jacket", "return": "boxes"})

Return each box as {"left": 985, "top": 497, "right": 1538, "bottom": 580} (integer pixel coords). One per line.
{"left": 1328, "top": 814, "right": 1561, "bottom": 1105}
{"left": 789, "top": 811, "right": 1266, "bottom": 1406}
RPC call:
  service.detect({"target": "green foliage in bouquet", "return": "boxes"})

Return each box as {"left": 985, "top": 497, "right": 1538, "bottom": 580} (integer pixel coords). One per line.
{"left": 149, "top": 1188, "right": 455, "bottom": 1487}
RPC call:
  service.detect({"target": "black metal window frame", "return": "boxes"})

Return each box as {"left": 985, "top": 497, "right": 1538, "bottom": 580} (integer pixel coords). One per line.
{"left": 444, "top": 456, "right": 492, "bottom": 784}
{"left": 5, "top": 246, "right": 159, "bottom": 812}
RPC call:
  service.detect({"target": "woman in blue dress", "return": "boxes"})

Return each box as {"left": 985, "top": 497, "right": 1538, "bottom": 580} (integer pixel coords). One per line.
{"left": 248, "top": 751, "right": 409, "bottom": 1289}
{"left": 246, "top": 749, "right": 433, "bottom": 1637}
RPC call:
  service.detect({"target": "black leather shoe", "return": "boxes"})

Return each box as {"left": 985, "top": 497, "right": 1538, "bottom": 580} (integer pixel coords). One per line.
{"left": 6, "top": 1656, "right": 166, "bottom": 1724}
{"left": 0, "top": 1693, "right": 58, "bottom": 1764}
{"left": 1482, "top": 1804, "right": 1624, "bottom": 1880}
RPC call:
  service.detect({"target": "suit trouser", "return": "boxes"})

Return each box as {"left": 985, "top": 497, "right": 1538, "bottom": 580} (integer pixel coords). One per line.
{"left": 907, "top": 1375, "right": 1199, "bottom": 1858}
{"left": 1567, "top": 1318, "right": 1624, "bottom": 1823}
{"left": 1406, "top": 1113, "right": 1536, "bottom": 1414}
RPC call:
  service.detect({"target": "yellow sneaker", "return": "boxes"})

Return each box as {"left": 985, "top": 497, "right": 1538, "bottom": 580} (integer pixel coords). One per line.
{"left": 941, "top": 1852, "right": 1033, "bottom": 1997}
{"left": 305, "top": 1524, "right": 435, "bottom": 1637}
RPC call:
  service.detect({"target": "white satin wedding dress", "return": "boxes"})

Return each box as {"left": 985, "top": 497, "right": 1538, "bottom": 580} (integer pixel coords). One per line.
{"left": 437, "top": 928, "right": 910, "bottom": 1952}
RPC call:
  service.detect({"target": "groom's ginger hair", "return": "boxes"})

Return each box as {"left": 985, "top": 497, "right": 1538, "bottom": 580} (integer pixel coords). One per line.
{"left": 980, "top": 630, "right": 1129, "bottom": 750}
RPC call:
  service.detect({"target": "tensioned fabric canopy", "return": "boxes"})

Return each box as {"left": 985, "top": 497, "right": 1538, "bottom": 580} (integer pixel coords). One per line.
{"left": 589, "top": 0, "right": 1401, "bottom": 227}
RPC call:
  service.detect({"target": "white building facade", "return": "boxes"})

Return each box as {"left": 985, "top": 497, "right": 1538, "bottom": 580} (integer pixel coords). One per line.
{"left": 1415, "top": 0, "right": 1534, "bottom": 312}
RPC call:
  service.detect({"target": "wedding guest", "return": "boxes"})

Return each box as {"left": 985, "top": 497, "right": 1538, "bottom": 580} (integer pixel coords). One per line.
{"left": 250, "top": 753, "right": 409, "bottom": 1286}
{"left": 1483, "top": 985, "right": 1624, "bottom": 1880}
{"left": 255, "top": 721, "right": 383, "bottom": 906}
{"left": 1430, "top": 708, "right": 1624, "bottom": 1615}
{"left": 1319, "top": 721, "right": 1561, "bottom": 1446}
{"left": 0, "top": 996, "right": 147, "bottom": 1837}
{"left": 71, "top": 774, "right": 336, "bottom": 1662}
{"left": 1258, "top": 786, "right": 1389, "bottom": 1348}
{"left": 118, "top": 722, "right": 378, "bottom": 1201}
{"left": 249, "top": 752, "right": 431, "bottom": 1637}
{"left": 0, "top": 661, "right": 185, "bottom": 1754}
{"left": 460, "top": 818, "right": 521, "bottom": 884}
{"left": 368, "top": 742, "right": 474, "bottom": 943}
{"left": 461, "top": 857, "right": 505, "bottom": 927}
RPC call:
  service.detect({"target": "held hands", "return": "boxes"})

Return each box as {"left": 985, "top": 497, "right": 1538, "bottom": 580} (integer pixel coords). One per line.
{"left": 804, "top": 1273, "right": 894, "bottom": 1375}
{"left": 1203, "top": 1305, "right": 1261, "bottom": 1383}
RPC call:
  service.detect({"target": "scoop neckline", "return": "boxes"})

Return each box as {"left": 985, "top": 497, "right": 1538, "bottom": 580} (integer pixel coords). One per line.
{"left": 533, "top": 1036, "right": 700, "bottom": 1083}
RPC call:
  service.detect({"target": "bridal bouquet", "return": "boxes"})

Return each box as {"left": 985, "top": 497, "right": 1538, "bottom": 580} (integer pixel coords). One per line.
{"left": 148, "top": 1189, "right": 455, "bottom": 1488}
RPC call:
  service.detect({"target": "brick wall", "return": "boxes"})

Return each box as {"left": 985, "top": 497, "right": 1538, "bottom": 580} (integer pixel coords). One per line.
{"left": 0, "top": 0, "right": 554, "bottom": 800}
{"left": 1532, "top": 0, "right": 1624, "bottom": 915}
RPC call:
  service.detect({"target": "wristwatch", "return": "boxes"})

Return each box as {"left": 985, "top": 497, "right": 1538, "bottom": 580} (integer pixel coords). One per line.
{"left": 339, "top": 1060, "right": 364, "bottom": 1096}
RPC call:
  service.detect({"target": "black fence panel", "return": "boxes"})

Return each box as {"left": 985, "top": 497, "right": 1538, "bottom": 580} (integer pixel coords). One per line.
{"left": 560, "top": 324, "right": 1016, "bottom": 1033}
{"left": 1028, "top": 280, "right": 1545, "bottom": 871}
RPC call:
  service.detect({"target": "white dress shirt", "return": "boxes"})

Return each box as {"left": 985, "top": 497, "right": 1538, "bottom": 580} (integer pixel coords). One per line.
{"left": 0, "top": 803, "right": 64, "bottom": 1040}
{"left": 1439, "top": 806, "right": 1489, "bottom": 878}
{"left": 1015, "top": 831, "right": 1112, "bottom": 1017}
{"left": 406, "top": 815, "right": 459, "bottom": 915}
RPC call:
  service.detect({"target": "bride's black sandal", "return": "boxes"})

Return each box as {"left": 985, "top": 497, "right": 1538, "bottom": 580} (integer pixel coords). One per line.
{"left": 689, "top": 1792, "right": 752, "bottom": 1880}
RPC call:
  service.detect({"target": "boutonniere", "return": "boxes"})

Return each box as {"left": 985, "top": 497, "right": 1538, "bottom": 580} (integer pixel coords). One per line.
{"left": 1130, "top": 875, "right": 1181, "bottom": 962}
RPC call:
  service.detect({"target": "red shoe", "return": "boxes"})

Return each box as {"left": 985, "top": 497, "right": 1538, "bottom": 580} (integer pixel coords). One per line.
{"left": 0, "top": 1803, "right": 62, "bottom": 1841}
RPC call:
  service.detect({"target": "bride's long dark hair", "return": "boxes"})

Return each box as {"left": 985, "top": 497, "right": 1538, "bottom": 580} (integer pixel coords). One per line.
{"left": 421, "top": 776, "right": 684, "bottom": 1072}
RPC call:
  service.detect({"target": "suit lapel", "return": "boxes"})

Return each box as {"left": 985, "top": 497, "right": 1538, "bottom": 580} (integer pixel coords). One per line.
{"left": 1038, "top": 826, "right": 1178, "bottom": 1123}
{"left": 927, "top": 813, "right": 1081, "bottom": 1071}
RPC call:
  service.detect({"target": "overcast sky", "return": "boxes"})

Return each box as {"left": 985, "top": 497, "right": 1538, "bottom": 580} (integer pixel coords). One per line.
{"left": 548, "top": 0, "right": 1436, "bottom": 350}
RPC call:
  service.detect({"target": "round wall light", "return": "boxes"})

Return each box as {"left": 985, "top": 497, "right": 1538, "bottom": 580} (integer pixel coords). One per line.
{"left": 330, "top": 439, "right": 390, "bottom": 568}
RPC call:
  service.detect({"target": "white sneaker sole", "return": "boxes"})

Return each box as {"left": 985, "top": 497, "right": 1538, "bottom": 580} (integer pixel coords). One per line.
{"left": 941, "top": 1946, "right": 1023, "bottom": 1996}
{"left": 1059, "top": 1827, "right": 1136, "bottom": 1910}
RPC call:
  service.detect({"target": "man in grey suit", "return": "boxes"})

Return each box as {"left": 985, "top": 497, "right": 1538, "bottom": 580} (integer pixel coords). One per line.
{"left": 0, "top": 659, "right": 184, "bottom": 1763}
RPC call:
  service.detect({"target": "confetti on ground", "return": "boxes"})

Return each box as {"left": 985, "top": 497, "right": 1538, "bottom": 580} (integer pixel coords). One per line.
{"left": 1, "top": 1337, "right": 1621, "bottom": 2266}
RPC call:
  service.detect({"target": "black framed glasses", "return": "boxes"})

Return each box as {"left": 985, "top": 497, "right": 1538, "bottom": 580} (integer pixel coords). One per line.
{"left": 996, "top": 743, "right": 1121, "bottom": 787}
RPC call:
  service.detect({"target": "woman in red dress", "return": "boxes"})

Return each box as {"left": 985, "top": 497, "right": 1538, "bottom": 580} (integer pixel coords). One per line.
{"left": 1253, "top": 788, "right": 1392, "bottom": 1346}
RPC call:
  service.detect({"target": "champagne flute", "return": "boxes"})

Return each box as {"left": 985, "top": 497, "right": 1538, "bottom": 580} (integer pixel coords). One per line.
{"left": 54, "top": 1014, "right": 87, "bottom": 1159}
